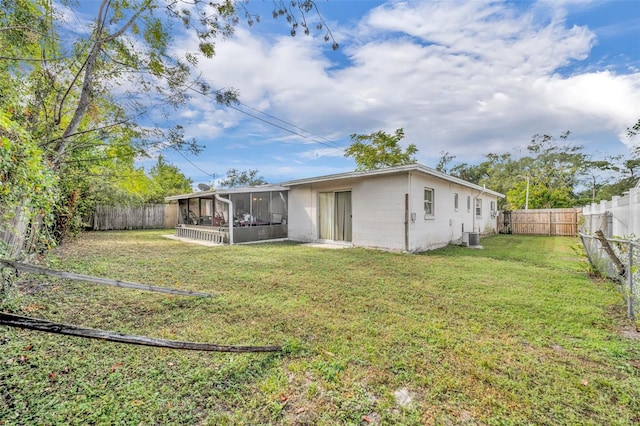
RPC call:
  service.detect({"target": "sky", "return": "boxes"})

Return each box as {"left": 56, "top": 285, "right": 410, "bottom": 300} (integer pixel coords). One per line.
{"left": 69, "top": 0, "right": 640, "bottom": 188}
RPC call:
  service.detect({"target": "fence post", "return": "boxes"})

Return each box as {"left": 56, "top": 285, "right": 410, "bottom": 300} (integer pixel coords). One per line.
{"left": 629, "top": 243, "right": 635, "bottom": 319}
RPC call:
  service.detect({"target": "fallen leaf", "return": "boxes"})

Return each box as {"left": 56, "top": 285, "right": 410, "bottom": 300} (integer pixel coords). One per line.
{"left": 111, "top": 363, "right": 123, "bottom": 373}
{"left": 48, "top": 372, "right": 55, "bottom": 379}
{"left": 362, "top": 415, "right": 373, "bottom": 423}
{"left": 581, "top": 379, "right": 589, "bottom": 386}
{"left": 167, "top": 362, "right": 175, "bottom": 367}
{"left": 23, "top": 344, "right": 33, "bottom": 351}
{"left": 295, "top": 407, "right": 306, "bottom": 414}
{"left": 132, "top": 400, "right": 143, "bottom": 406}
{"left": 279, "top": 394, "right": 288, "bottom": 402}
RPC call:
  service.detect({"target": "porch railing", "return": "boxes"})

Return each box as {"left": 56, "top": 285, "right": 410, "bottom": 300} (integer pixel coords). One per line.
{"left": 175, "top": 226, "right": 227, "bottom": 244}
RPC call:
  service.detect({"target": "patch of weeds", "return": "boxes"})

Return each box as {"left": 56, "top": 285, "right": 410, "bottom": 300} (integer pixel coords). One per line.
{"left": 312, "top": 359, "right": 345, "bottom": 383}
{"left": 0, "top": 265, "right": 21, "bottom": 312}
{"left": 569, "top": 240, "right": 605, "bottom": 279}
{"left": 281, "top": 337, "right": 310, "bottom": 357}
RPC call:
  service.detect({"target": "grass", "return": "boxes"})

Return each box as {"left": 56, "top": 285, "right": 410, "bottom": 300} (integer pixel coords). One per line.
{"left": 1, "top": 231, "right": 639, "bottom": 424}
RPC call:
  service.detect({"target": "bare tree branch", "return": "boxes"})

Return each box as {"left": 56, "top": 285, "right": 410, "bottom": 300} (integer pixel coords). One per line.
{"left": 0, "top": 313, "right": 282, "bottom": 353}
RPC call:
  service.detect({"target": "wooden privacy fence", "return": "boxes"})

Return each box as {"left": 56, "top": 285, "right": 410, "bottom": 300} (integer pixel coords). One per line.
{"left": 498, "top": 208, "right": 581, "bottom": 236}
{"left": 88, "top": 204, "right": 178, "bottom": 231}
{"left": 0, "top": 206, "right": 42, "bottom": 258}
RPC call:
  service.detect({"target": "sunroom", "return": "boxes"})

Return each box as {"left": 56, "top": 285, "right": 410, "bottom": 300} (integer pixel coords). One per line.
{"left": 165, "top": 185, "right": 289, "bottom": 244}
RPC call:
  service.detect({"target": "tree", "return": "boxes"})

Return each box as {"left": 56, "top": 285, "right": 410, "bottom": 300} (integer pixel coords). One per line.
{"left": 628, "top": 118, "right": 640, "bottom": 138}
{"left": 1, "top": 0, "right": 335, "bottom": 249}
{"left": 435, "top": 151, "right": 455, "bottom": 173}
{"left": 447, "top": 132, "right": 593, "bottom": 210}
{"left": 344, "top": 128, "right": 418, "bottom": 171}
{"left": 0, "top": 111, "right": 59, "bottom": 256}
{"left": 147, "top": 155, "right": 193, "bottom": 202}
{"left": 218, "top": 168, "right": 267, "bottom": 188}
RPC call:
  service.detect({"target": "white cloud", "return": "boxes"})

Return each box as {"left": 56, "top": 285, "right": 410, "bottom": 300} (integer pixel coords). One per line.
{"left": 298, "top": 147, "right": 345, "bottom": 160}
{"left": 164, "top": 0, "right": 639, "bottom": 178}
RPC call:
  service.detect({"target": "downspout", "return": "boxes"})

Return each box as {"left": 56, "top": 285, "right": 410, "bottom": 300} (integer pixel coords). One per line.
{"left": 405, "top": 171, "right": 412, "bottom": 252}
{"left": 215, "top": 193, "right": 233, "bottom": 245}
{"left": 473, "top": 185, "right": 487, "bottom": 234}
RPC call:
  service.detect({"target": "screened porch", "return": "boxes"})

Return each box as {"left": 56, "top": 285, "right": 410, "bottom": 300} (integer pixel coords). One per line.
{"left": 166, "top": 186, "right": 289, "bottom": 244}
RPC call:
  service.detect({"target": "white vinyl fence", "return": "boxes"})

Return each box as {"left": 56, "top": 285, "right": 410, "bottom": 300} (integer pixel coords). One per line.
{"left": 581, "top": 187, "right": 640, "bottom": 237}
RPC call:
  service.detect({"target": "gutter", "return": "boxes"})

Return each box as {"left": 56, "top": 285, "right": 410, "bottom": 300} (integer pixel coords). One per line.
{"left": 215, "top": 193, "right": 234, "bottom": 245}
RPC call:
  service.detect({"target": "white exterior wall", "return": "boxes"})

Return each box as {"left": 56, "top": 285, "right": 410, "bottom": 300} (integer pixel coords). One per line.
{"left": 406, "top": 172, "right": 499, "bottom": 252}
{"left": 287, "top": 170, "right": 500, "bottom": 252}
{"left": 287, "top": 184, "right": 317, "bottom": 242}
{"left": 351, "top": 174, "right": 407, "bottom": 250}
{"left": 287, "top": 174, "right": 407, "bottom": 250}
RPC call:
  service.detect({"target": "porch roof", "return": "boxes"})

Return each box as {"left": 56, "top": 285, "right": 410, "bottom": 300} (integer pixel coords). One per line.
{"left": 165, "top": 184, "right": 289, "bottom": 202}
{"left": 281, "top": 163, "right": 505, "bottom": 198}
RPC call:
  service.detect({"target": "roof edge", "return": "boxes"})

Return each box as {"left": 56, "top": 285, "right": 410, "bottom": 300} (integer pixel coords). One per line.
{"left": 164, "top": 184, "right": 289, "bottom": 201}
{"left": 281, "top": 164, "right": 505, "bottom": 198}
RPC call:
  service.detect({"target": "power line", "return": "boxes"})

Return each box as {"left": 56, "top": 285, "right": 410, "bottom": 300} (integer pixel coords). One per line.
{"left": 171, "top": 147, "right": 216, "bottom": 180}
{"left": 235, "top": 100, "right": 339, "bottom": 147}
{"left": 191, "top": 83, "right": 343, "bottom": 149}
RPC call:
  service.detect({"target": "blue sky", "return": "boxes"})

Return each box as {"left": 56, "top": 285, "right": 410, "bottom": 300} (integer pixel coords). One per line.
{"left": 67, "top": 1, "right": 640, "bottom": 188}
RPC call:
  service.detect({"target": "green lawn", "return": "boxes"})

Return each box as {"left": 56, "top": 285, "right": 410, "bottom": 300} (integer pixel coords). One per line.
{"left": 2, "top": 231, "right": 639, "bottom": 424}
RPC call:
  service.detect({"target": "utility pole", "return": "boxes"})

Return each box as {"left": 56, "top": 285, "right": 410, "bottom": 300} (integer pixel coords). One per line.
{"left": 525, "top": 175, "right": 530, "bottom": 210}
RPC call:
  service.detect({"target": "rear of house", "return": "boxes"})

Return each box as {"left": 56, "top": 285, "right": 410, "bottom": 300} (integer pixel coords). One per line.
{"left": 166, "top": 164, "right": 503, "bottom": 252}
{"left": 284, "top": 164, "right": 503, "bottom": 252}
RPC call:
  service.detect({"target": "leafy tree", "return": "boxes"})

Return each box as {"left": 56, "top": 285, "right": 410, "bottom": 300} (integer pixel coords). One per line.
{"left": 447, "top": 132, "right": 592, "bottom": 209}
{"left": 507, "top": 132, "right": 586, "bottom": 209}
{"left": 628, "top": 118, "right": 640, "bottom": 138}
{"left": 435, "top": 151, "right": 455, "bottom": 173}
{"left": 218, "top": 168, "right": 267, "bottom": 188}
{"left": 147, "top": 155, "right": 193, "bottom": 202}
{"left": 1, "top": 0, "right": 335, "bottom": 248}
{"left": 344, "top": 128, "right": 418, "bottom": 171}
{"left": 0, "top": 111, "right": 59, "bottom": 255}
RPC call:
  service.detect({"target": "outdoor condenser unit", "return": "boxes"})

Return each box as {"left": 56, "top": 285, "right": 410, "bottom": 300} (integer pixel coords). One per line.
{"left": 462, "top": 231, "right": 480, "bottom": 247}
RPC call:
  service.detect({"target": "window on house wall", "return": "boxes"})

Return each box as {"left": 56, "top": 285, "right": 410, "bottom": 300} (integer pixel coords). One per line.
{"left": 454, "top": 193, "right": 459, "bottom": 211}
{"left": 424, "top": 188, "right": 434, "bottom": 217}
{"left": 467, "top": 196, "right": 471, "bottom": 212}
{"left": 490, "top": 201, "right": 496, "bottom": 212}
{"left": 475, "top": 198, "right": 482, "bottom": 217}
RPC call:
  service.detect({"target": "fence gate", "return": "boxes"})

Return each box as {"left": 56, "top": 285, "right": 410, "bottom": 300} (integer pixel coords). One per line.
{"left": 498, "top": 208, "right": 581, "bottom": 236}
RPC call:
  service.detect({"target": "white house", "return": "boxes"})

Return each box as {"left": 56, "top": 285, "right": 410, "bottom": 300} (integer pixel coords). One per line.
{"left": 283, "top": 164, "right": 503, "bottom": 252}
{"left": 166, "top": 164, "right": 504, "bottom": 252}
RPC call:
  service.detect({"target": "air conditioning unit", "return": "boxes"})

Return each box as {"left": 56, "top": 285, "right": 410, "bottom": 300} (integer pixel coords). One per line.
{"left": 462, "top": 231, "right": 480, "bottom": 247}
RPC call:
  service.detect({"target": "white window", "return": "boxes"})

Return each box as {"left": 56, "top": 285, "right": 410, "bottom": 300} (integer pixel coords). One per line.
{"left": 454, "top": 193, "right": 459, "bottom": 211}
{"left": 424, "top": 188, "right": 434, "bottom": 217}
{"left": 475, "top": 198, "right": 482, "bottom": 217}
{"left": 467, "top": 196, "right": 471, "bottom": 212}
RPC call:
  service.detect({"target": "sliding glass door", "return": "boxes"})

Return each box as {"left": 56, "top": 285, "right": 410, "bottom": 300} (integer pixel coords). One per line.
{"left": 318, "top": 191, "right": 352, "bottom": 242}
